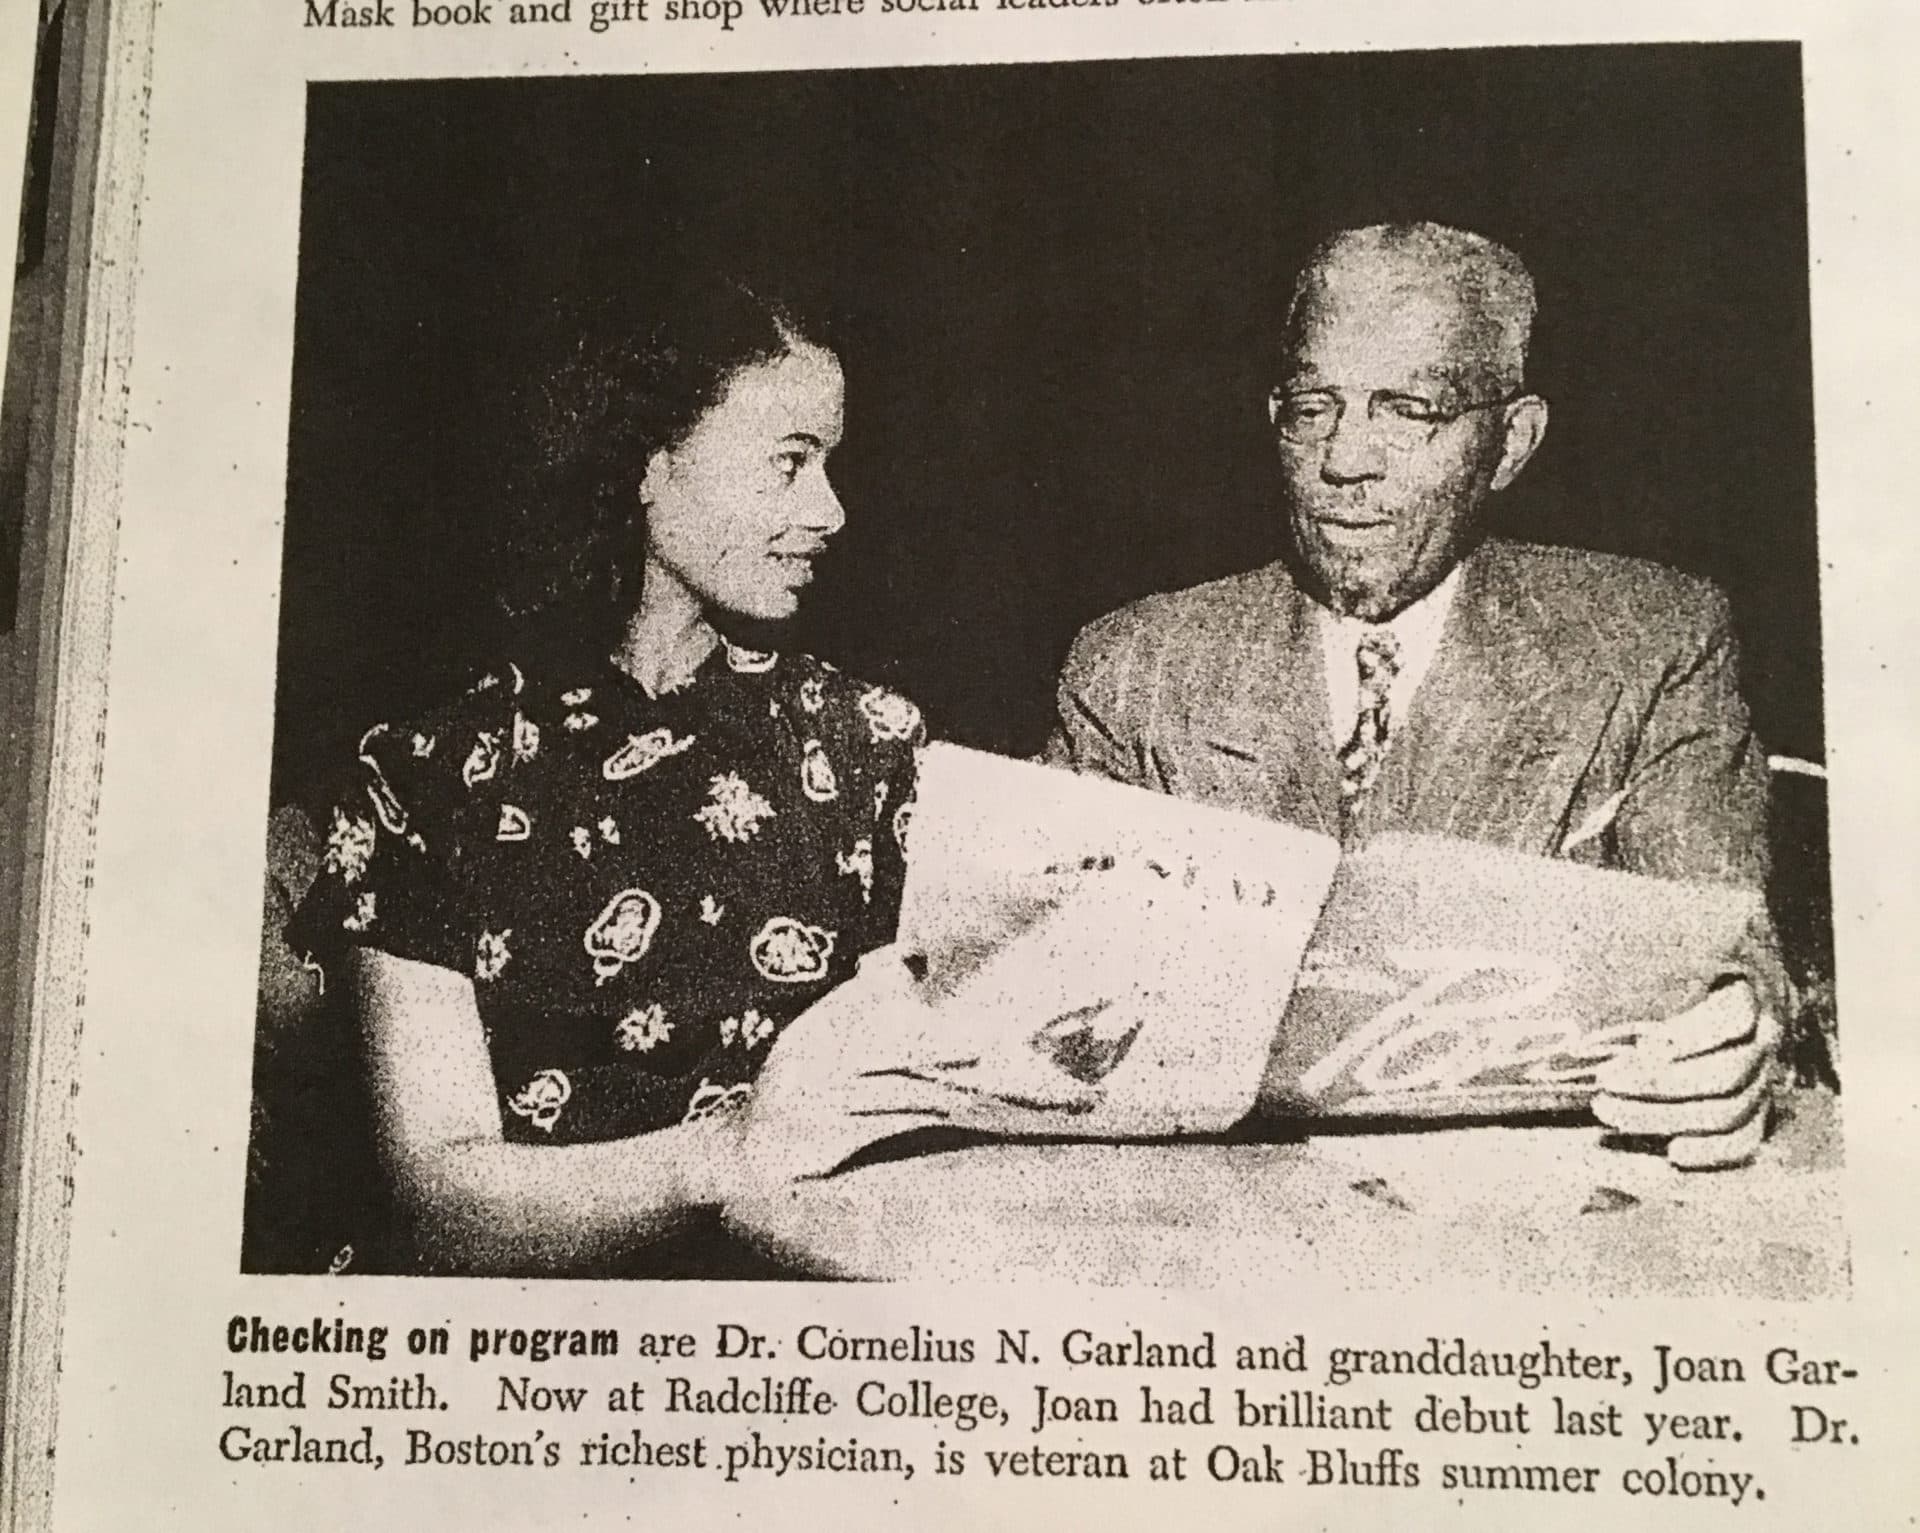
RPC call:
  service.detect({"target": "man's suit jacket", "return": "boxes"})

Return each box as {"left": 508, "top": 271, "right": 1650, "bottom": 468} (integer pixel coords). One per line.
{"left": 1045, "top": 538, "right": 1772, "bottom": 890}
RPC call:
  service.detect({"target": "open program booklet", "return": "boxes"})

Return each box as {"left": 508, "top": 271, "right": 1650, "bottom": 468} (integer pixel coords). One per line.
{"left": 894, "top": 745, "right": 1766, "bottom": 1140}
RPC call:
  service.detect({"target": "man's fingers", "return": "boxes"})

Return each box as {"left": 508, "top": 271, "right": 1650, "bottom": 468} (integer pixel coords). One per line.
{"left": 1668, "top": 1106, "right": 1769, "bottom": 1172}
{"left": 1596, "top": 1031, "right": 1770, "bottom": 1102}
{"left": 1628, "top": 980, "right": 1760, "bottom": 1065}
{"left": 1593, "top": 1066, "right": 1770, "bottom": 1140}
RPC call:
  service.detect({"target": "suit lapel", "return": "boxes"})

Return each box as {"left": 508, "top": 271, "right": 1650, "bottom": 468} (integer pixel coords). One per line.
{"left": 1236, "top": 565, "right": 1341, "bottom": 836}
{"left": 1383, "top": 541, "right": 1618, "bottom": 849}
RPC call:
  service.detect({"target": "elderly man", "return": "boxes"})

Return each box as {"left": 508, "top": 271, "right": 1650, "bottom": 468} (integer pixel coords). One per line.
{"left": 1047, "top": 221, "right": 1781, "bottom": 1167}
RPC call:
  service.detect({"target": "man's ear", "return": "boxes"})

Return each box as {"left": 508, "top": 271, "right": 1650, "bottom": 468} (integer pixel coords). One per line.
{"left": 1490, "top": 394, "right": 1549, "bottom": 492}
{"left": 638, "top": 446, "right": 674, "bottom": 506}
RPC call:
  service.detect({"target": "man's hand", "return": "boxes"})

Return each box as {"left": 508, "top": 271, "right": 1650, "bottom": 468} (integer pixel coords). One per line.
{"left": 1591, "top": 979, "right": 1781, "bottom": 1170}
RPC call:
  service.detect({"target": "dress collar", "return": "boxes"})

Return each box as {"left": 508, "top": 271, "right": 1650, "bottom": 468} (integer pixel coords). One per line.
{"left": 601, "top": 631, "right": 784, "bottom": 702}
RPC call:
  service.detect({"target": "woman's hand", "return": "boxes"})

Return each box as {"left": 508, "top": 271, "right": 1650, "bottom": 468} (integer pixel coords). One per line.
{"left": 730, "top": 946, "right": 1098, "bottom": 1192}
{"left": 1591, "top": 979, "right": 1782, "bottom": 1170}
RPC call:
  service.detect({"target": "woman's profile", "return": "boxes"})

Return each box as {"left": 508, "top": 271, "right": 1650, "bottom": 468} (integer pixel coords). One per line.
{"left": 287, "top": 276, "right": 928, "bottom": 1275}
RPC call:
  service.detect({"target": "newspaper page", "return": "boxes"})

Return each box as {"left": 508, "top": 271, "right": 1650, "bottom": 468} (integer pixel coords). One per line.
{"left": 4, "top": 0, "right": 1918, "bottom": 1528}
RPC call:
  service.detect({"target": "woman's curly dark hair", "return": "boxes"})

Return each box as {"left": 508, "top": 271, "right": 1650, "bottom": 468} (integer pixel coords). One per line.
{"left": 497, "top": 274, "right": 831, "bottom": 648}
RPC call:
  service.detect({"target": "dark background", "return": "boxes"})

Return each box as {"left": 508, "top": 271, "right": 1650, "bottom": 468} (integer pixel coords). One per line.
{"left": 275, "top": 44, "right": 1820, "bottom": 796}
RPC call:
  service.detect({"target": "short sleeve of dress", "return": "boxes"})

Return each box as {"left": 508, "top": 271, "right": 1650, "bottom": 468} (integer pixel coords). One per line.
{"left": 285, "top": 720, "right": 479, "bottom": 984}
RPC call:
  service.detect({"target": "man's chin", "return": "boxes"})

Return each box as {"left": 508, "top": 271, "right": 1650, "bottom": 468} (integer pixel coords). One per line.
{"left": 1327, "top": 586, "right": 1401, "bottom": 623}
{"left": 1297, "top": 535, "right": 1474, "bottom": 621}
{"left": 1296, "top": 547, "right": 1397, "bottom": 620}
{"left": 1289, "top": 514, "right": 1482, "bottom": 622}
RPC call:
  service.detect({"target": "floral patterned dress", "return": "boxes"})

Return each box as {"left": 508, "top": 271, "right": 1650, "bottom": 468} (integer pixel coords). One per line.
{"left": 289, "top": 637, "right": 923, "bottom": 1145}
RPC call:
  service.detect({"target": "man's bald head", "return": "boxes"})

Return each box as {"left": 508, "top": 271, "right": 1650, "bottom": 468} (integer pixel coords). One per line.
{"left": 1283, "top": 222, "right": 1537, "bottom": 400}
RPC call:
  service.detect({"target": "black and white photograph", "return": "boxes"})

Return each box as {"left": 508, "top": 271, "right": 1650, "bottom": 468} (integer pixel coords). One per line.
{"left": 241, "top": 44, "right": 1839, "bottom": 1290}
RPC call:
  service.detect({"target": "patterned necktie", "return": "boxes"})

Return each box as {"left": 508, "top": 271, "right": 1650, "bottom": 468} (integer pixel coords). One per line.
{"left": 1337, "top": 629, "right": 1402, "bottom": 844}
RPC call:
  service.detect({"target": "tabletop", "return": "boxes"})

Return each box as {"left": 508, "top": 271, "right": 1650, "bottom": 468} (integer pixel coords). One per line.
{"left": 723, "top": 1091, "right": 1845, "bottom": 1297}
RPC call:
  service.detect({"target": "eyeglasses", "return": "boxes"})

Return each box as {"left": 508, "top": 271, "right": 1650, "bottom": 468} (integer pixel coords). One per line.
{"left": 1268, "top": 387, "right": 1520, "bottom": 453}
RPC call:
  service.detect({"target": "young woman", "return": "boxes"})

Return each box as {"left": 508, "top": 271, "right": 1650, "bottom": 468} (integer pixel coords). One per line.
{"left": 290, "top": 279, "right": 933, "bottom": 1274}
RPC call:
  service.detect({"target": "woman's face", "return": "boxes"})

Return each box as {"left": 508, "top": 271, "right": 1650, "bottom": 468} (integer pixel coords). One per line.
{"left": 641, "top": 342, "right": 848, "bottom": 623}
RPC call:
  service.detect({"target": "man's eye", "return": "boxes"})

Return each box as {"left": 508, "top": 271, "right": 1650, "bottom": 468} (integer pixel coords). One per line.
{"left": 774, "top": 452, "right": 807, "bottom": 482}
{"left": 1280, "top": 395, "right": 1336, "bottom": 423}
{"left": 1379, "top": 397, "right": 1443, "bottom": 423}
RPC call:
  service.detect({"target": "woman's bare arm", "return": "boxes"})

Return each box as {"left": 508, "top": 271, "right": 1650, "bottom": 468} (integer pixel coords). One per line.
{"left": 351, "top": 950, "right": 734, "bottom": 1275}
